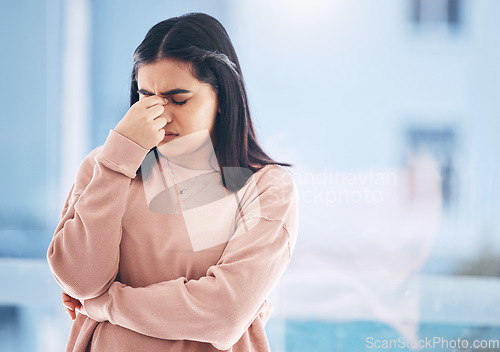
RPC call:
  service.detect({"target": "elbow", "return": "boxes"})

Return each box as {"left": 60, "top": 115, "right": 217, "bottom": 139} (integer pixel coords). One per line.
{"left": 211, "top": 331, "right": 240, "bottom": 351}
{"left": 212, "top": 342, "right": 234, "bottom": 351}
{"left": 210, "top": 323, "right": 248, "bottom": 351}
{"left": 51, "top": 269, "right": 117, "bottom": 300}
{"left": 47, "top": 248, "right": 118, "bottom": 300}
{"left": 210, "top": 308, "right": 258, "bottom": 350}
{"left": 66, "top": 272, "right": 117, "bottom": 300}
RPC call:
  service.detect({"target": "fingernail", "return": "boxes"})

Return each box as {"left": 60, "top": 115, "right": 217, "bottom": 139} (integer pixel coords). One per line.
{"left": 163, "top": 98, "right": 168, "bottom": 104}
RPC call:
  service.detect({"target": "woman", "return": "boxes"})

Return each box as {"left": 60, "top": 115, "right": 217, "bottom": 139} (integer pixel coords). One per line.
{"left": 47, "top": 12, "right": 299, "bottom": 352}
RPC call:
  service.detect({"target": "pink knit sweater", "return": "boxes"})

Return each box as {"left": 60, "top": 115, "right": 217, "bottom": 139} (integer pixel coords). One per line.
{"left": 47, "top": 129, "right": 299, "bottom": 351}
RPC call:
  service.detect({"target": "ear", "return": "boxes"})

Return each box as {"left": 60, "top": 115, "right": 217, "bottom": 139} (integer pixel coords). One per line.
{"left": 218, "top": 106, "right": 221, "bottom": 114}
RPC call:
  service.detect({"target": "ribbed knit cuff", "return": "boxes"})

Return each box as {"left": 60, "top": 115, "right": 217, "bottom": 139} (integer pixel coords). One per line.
{"left": 95, "top": 129, "right": 150, "bottom": 178}
{"left": 83, "top": 291, "right": 111, "bottom": 323}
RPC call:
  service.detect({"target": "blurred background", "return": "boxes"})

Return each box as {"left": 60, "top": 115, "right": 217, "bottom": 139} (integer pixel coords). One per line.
{"left": 1, "top": 0, "right": 500, "bottom": 351}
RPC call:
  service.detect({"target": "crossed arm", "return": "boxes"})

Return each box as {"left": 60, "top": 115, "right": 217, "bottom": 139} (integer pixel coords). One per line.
{"left": 59, "top": 215, "right": 295, "bottom": 350}
{"left": 49, "top": 131, "right": 299, "bottom": 349}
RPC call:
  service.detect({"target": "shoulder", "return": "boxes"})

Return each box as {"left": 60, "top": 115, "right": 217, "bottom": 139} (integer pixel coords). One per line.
{"left": 252, "top": 164, "right": 298, "bottom": 200}
{"left": 239, "top": 164, "right": 299, "bottom": 250}
{"left": 238, "top": 164, "right": 298, "bottom": 222}
{"left": 254, "top": 163, "right": 295, "bottom": 183}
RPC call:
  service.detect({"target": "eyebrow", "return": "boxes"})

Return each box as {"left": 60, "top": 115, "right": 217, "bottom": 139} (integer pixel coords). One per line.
{"left": 137, "top": 88, "right": 192, "bottom": 96}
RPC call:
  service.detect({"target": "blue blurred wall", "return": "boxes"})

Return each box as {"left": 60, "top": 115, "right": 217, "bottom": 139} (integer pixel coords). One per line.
{"left": 1, "top": 0, "right": 500, "bottom": 351}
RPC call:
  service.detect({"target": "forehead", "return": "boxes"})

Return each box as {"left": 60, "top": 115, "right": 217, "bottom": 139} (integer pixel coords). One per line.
{"left": 137, "top": 58, "right": 199, "bottom": 89}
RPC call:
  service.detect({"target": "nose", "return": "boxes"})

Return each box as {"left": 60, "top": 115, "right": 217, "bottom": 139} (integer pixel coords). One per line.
{"left": 159, "top": 98, "right": 173, "bottom": 124}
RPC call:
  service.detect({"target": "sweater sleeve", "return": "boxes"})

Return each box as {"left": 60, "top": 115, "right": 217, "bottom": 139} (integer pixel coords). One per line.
{"left": 47, "top": 129, "right": 150, "bottom": 300}
{"left": 83, "top": 166, "right": 299, "bottom": 350}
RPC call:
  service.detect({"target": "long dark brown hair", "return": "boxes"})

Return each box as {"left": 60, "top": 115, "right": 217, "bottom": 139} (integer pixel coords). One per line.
{"left": 133, "top": 12, "right": 292, "bottom": 191}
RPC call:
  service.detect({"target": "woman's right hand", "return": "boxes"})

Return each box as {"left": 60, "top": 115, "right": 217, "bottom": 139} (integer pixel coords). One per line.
{"left": 114, "top": 95, "right": 168, "bottom": 150}
{"left": 62, "top": 291, "right": 84, "bottom": 320}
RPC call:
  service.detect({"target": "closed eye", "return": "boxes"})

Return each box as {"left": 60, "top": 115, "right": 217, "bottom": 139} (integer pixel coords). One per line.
{"left": 138, "top": 91, "right": 153, "bottom": 98}
{"left": 137, "top": 90, "right": 187, "bottom": 106}
{"left": 170, "top": 99, "right": 187, "bottom": 106}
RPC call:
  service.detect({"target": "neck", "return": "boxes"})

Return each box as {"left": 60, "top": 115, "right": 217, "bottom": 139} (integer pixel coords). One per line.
{"left": 156, "top": 129, "right": 220, "bottom": 171}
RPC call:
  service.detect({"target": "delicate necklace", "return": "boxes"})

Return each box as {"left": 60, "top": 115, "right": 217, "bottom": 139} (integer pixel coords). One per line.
{"left": 165, "top": 157, "right": 211, "bottom": 195}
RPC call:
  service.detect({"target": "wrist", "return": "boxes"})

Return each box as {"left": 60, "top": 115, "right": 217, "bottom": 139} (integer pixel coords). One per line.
{"left": 96, "top": 129, "right": 150, "bottom": 178}
{"left": 83, "top": 291, "right": 111, "bottom": 322}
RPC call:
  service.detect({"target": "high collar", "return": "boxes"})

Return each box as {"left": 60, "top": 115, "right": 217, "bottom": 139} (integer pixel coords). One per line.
{"left": 156, "top": 129, "right": 221, "bottom": 172}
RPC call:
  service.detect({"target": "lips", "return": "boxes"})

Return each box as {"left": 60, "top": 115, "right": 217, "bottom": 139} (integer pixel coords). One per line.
{"left": 162, "top": 131, "right": 179, "bottom": 142}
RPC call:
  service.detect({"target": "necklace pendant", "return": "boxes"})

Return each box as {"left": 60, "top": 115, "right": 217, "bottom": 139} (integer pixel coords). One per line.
{"left": 179, "top": 189, "right": 183, "bottom": 194}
